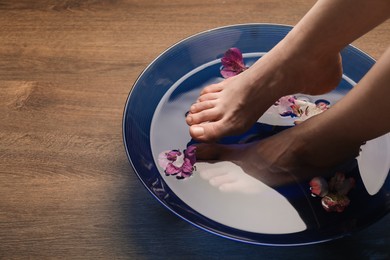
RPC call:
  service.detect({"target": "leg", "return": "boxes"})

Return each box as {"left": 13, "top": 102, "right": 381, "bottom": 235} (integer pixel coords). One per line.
{"left": 295, "top": 45, "right": 390, "bottom": 165}
{"left": 187, "top": 0, "right": 390, "bottom": 142}
{"left": 196, "top": 45, "right": 390, "bottom": 180}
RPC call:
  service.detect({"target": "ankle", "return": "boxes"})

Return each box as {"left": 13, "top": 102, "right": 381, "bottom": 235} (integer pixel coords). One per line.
{"left": 278, "top": 36, "right": 342, "bottom": 95}
{"left": 292, "top": 119, "right": 362, "bottom": 168}
{"left": 246, "top": 52, "right": 298, "bottom": 98}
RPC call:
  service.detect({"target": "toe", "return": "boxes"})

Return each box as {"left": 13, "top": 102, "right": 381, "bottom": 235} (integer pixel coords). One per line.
{"left": 187, "top": 108, "right": 221, "bottom": 125}
{"left": 189, "top": 125, "right": 206, "bottom": 139}
{"left": 189, "top": 120, "right": 231, "bottom": 142}
{"left": 197, "top": 92, "right": 219, "bottom": 102}
{"left": 200, "top": 83, "right": 223, "bottom": 95}
{"left": 190, "top": 100, "right": 216, "bottom": 113}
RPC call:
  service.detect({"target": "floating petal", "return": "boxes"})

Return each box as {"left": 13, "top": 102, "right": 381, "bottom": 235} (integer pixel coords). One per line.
{"left": 166, "top": 150, "right": 182, "bottom": 161}
{"left": 184, "top": 145, "right": 197, "bottom": 165}
{"left": 220, "top": 48, "right": 247, "bottom": 78}
{"left": 321, "top": 194, "right": 350, "bottom": 213}
{"left": 158, "top": 151, "right": 171, "bottom": 169}
{"left": 165, "top": 162, "right": 181, "bottom": 176}
{"left": 309, "top": 177, "right": 329, "bottom": 197}
{"left": 180, "top": 158, "right": 195, "bottom": 178}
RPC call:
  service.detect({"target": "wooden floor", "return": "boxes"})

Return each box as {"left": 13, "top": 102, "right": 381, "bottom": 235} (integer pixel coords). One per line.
{"left": 0, "top": 0, "right": 389, "bottom": 258}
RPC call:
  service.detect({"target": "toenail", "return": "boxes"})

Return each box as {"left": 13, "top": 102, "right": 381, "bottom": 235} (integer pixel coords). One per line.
{"left": 192, "top": 126, "right": 204, "bottom": 136}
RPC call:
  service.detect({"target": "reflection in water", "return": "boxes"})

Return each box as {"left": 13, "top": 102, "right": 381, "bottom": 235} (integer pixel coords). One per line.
{"left": 198, "top": 161, "right": 268, "bottom": 195}
{"left": 196, "top": 160, "right": 307, "bottom": 234}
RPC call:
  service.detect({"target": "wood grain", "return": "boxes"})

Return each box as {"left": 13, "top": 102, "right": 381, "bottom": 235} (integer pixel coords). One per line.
{"left": 0, "top": 0, "right": 389, "bottom": 258}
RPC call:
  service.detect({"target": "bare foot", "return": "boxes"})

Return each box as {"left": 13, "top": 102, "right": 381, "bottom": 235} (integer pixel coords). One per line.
{"left": 186, "top": 40, "right": 342, "bottom": 142}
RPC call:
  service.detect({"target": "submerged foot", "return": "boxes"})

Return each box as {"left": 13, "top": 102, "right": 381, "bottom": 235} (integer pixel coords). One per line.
{"left": 195, "top": 136, "right": 302, "bottom": 188}
{"left": 194, "top": 120, "right": 360, "bottom": 187}
{"left": 186, "top": 42, "right": 342, "bottom": 142}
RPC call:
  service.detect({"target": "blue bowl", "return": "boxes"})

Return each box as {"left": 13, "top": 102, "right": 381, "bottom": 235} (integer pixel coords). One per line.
{"left": 123, "top": 24, "right": 390, "bottom": 246}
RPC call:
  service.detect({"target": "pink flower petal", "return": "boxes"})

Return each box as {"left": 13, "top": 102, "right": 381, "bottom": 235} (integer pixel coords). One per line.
{"left": 184, "top": 145, "right": 197, "bottom": 165}
{"left": 220, "top": 70, "right": 240, "bottom": 79}
{"left": 158, "top": 151, "right": 170, "bottom": 169}
{"left": 159, "top": 146, "right": 197, "bottom": 180}
{"left": 165, "top": 162, "right": 181, "bottom": 176}
{"left": 158, "top": 149, "right": 182, "bottom": 169}
{"left": 221, "top": 48, "right": 245, "bottom": 67}
{"left": 179, "top": 158, "right": 194, "bottom": 178}
{"left": 220, "top": 48, "right": 247, "bottom": 78}
{"left": 166, "top": 150, "right": 181, "bottom": 161}
{"left": 309, "top": 177, "right": 329, "bottom": 197}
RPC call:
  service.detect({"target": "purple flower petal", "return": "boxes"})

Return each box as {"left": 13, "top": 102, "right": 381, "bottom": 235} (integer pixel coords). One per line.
{"left": 220, "top": 48, "right": 247, "bottom": 78}
{"left": 180, "top": 158, "right": 194, "bottom": 177}
{"left": 164, "top": 162, "right": 181, "bottom": 176}
{"left": 310, "top": 172, "right": 354, "bottom": 213}
{"left": 220, "top": 70, "right": 239, "bottom": 79}
{"left": 221, "top": 48, "right": 245, "bottom": 68}
{"left": 184, "top": 145, "right": 197, "bottom": 165}
{"left": 159, "top": 146, "right": 197, "bottom": 180}
{"left": 158, "top": 149, "right": 182, "bottom": 169}
{"left": 166, "top": 150, "right": 181, "bottom": 161}
{"left": 158, "top": 151, "right": 170, "bottom": 169}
